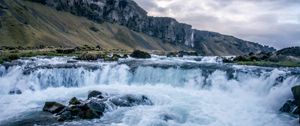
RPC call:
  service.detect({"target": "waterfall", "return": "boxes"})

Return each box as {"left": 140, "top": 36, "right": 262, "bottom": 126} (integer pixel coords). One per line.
{"left": 0, "top": 56, "right": 299, "bottom": 126}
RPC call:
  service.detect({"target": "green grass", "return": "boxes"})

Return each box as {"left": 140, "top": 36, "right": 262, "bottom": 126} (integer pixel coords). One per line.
{"left": 236, "top": 61, "right": 300, "bottom": 67}
{"left": 0, "top": 47, "right": 131, "bottom": 64}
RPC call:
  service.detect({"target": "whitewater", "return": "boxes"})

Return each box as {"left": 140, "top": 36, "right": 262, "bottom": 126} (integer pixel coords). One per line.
{"left": 0, "top": 56, "right": 299, "bottom": 126}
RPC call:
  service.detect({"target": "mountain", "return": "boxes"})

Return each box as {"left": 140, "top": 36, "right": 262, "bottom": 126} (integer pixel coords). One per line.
{"left": 0, "top": 0, "right": 275, "bottom": 55}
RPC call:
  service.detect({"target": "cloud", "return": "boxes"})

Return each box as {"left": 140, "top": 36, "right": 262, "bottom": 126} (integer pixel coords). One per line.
{"left": 134, "top": 0, "right": 300, "bottom": 49}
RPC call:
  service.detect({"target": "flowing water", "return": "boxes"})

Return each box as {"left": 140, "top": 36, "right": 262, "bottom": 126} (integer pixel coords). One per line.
{"left": 0, "top": 56, "right": 299, "bottom": 126}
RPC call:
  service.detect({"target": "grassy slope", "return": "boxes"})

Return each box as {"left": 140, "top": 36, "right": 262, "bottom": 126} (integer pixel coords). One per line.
{"left": 0, "top": 0, "right": 189, "bottom": 52}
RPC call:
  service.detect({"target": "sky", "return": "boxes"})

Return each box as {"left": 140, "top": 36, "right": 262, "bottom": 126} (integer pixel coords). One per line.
{"left": 134, "top": 0, "right": 300, "bottom": 49}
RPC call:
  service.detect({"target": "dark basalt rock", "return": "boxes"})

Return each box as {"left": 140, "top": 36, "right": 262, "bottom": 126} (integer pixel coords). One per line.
{"left": 43, "top": 102, "right": 66, "bottom": 114}
{"left": 69, "top": 97, "right": 82, "bottom": 105}
{"left": 292, "top": 85, "right": 300, "bottom": 101}
{"left": 110, "top": 94, "right": 153, "bottom": 107}
{"left": 87, "top": 99, "right": 106, "bottom": 115}
{"left": 280, "top": 85, "right": 300, "bottom": 123}
{"left": 9, "top": 88, "right": 22, "bottom": 95}
{"left": 88, "top": 90, "right": 104, "bottom": 99}
{"left": 279, "top": 100, "right": 298, "bottom": 114}
{"left": 1, "top": 111, "right": 59, "bottom": 126}
{"left": 43, "top": 91, "right": 153, "bottom": 122}
{"left": 130, "top": 50, "right": 151, "bottom": 59}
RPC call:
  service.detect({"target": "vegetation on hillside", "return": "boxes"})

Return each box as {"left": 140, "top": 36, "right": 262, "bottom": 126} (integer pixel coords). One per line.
{"left": 0, "top": 45, "right": 130, "bottom": 64}
{"left": 225, "top": 47, "right": 300, "bottom": 67}
{"left": 0, "top": 0, "right": 188, "bottom": 53}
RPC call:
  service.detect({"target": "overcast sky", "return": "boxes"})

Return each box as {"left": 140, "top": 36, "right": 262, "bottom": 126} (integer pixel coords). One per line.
{"left": 134, "top": 0, "right": 300, "bottom": 49}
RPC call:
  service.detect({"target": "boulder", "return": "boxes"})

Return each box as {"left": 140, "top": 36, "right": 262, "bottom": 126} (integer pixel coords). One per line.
{"left": 88, "top": 90, "right": 104, "bottom": 99}
{"left": 292, "top": 85, "right": 300, "bottom": 101}
{"left": 43, "top": 102, "right": 66, "bottom": 114}
{"left": 78, "top": 108, "right": 100, "bottom": 119}
{"left": 130, "top": 50, "right": 151, "bottom": 59}
{"left": 110, "top": 95, "right": 153, "bottom": 107}
{"left": 69, "top": 97, "right": 81, "bottom": 105}
{"left": 42, "top": 91, "right": 153, "bottom": 122}
{"left": 56, "top": 48, "right": 75, "bottom": 54}
{"left": 87, "top": 99, "right": 105, "bottom": 115}
{"left": 57, "top": 111, "right": 73, "bottom": 122}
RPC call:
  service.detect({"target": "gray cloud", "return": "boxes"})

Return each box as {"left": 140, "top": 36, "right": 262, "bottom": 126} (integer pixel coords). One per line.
{"left": 134, "top": 0, "right": 300, "bottom": 49}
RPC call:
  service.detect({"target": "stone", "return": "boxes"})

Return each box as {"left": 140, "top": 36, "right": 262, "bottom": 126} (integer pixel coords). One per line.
{"left": 9, "top": 88, "right": 22, "bottom": 95}
{"left": 130, "top": 50, "right": 151, "bottom": 59}
{"left": 78, "top": 109, "right": 100, "bottom": 119}
{"left": 1, "top": 111, "right": 58, "bottom": 126}
{"left": 110, "top": 95, "right": 152, "bottom": 107}
{"left": 43, "top": 102, "right": 66, "bottom": 114}
{"left": 41, "top": 92, "right": 153, "bottom": 123}
{"left": 88, "top": 90, "right": 104, "bottom": 99}
{"left": 279, "top": 100, "right": 297, "bottom": 113}
{"left": 69, "top": 97, "right": 81, "bottom": 105}
{"left": 292, "top": 85, "right": 300, "bottom": 101}
{"left": 57, "top": 111, "right": 73, "bottom": 122}
{"left": 87, "top": 99, "right": 106, "bottom": 114}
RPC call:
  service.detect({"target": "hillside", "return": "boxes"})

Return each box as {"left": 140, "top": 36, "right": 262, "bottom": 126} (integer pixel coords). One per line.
{"left": 0, "top": 0, "right": 275, "bottom": 55}
{"left": 0, "top": 0, "right": 188, "bottom": 52}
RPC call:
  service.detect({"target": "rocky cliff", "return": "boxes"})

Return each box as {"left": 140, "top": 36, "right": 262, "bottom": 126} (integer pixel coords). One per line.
{"left": 0, "top": 0, "right": 275, "bottom": 55}
{"left": 0, "top": 0, "right": 189, "bottom": 52}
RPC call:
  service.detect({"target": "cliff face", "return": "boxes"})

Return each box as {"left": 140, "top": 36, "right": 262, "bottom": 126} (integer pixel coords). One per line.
{"left": 1, "top": 0, "right": 276, "bottom": 55}
{"left": 31, "top": 0, "right": 274, "bottom": 55}
{"left": 36, "top": 0, "right": 195, "bottom": 47}
{"left": 0, "top": 0, "right": 189, "bottom": 52}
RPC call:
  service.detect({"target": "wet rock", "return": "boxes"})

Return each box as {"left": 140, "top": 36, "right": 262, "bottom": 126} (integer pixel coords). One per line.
{"left": 110, "top": 94, "right": 153, "bottom": 107}
{"left": 57, "top": 111, "right": 73, "bottom": 122}
{"left": 87, "top": 99, "right": 106, "bottom": 114}
{"left": 292, "top": 85, "right": 300, "bottom": 101}
{"left": 43, "top": 91, "right": 153, "bottom": 122}
{"left": 69, "top": 97, "right": 81, "bottom": 105}
{"left": 130, "top": 50, "right": 151, "bottom": 59}
{"left": 43, "top": 102, "right": 66, "bottom": 114}
{"left": 1, "top": 111, "right": 58, "bottom": 126}
{"left": 88, "top": 90, "right": 104, "bottom": 99}
{"left": 78, "top": 107, "right": 100, "bottom": 119}
{"left": 280, "top": 85, "right": 300, "bottom": 124}
{"left": 67, "top": 60, "right": 78, "bottom": 63}
{"left": 279, "top": 100, "right": 298, "bottom": 114}
{"left": 9, "top": 88, "right": 22, "bottom": 95}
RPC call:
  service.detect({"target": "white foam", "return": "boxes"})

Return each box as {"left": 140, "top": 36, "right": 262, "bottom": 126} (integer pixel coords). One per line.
{"left": 0, "top": 57, "right": 299, "bottom": 126}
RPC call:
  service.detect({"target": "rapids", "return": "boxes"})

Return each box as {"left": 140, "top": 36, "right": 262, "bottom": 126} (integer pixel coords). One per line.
{"left": 0, "top": 56, "right": 299, "bottom": 126}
